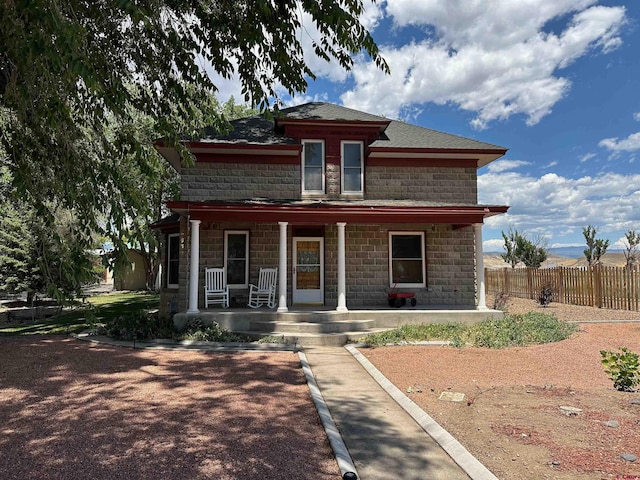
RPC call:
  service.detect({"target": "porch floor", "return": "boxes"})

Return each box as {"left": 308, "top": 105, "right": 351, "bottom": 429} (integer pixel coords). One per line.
{"left": 174, "top": 305, "right": 503, "bottom": 347}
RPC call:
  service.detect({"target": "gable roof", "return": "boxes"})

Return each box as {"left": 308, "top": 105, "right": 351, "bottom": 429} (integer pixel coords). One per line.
{"left": 279, "top": 102, "right": 391, "bottom": 123}
{"left": 171, "top": 102, "right": 507, "bottom": 166}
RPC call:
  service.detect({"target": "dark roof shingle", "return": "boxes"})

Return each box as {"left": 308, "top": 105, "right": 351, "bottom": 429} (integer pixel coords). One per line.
{"left": 192, "top": 102, "right": 506, "bottom": 152}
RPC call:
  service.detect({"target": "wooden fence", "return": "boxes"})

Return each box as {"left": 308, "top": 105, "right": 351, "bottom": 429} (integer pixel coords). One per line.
{"left": 485, "top": 265, "right": 640, "bottom": 311}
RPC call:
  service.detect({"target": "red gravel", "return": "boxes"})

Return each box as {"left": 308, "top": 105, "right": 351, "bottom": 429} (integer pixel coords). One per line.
{"left": 0, "top": 337, "right": 339, "bottom": 480}
{"left": 361, "top": 299, "right": 640, "bottom": 480}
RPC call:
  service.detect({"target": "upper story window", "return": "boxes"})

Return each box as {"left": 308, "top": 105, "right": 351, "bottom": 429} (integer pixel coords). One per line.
{"left": 302, "top": 140, "right": 325, "bottom": 194}
{"left": 389, "top": 231, "right": 426, "bottom": 288}
{"left": 341, "top": 141, "right": 364, "bottom": 194}
{"left": 224, "top": 230, "right": 249, "bottom": 288}
{"left": 166, "top": 233, "right": 180, "bottom": 289}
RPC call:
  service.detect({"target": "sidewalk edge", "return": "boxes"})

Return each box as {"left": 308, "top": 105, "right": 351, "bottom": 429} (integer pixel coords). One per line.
{"left": 345, "top": 345, "right": 498, "bottom": 480}
{"left": 299, "top": 351, "right": 359, "bottom": 480}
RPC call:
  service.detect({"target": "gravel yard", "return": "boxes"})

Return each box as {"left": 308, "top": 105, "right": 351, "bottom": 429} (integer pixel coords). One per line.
{"left": 0, "top": 338, "right": 339, "bottom": 480}
{"left": 362, "top": 295, "right": 640, "bottom": 480}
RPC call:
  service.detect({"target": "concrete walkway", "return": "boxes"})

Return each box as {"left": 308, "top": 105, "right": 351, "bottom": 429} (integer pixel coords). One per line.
{"left": 75, "top": 332, "right": 496, "bottom": 479}
{"left": 304, "top": 346, "right": 472, "bottom": 480}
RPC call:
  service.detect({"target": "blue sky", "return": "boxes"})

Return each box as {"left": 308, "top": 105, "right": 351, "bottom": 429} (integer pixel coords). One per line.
{"left": 211, "top": 0, "right": 640, "bottom": 253}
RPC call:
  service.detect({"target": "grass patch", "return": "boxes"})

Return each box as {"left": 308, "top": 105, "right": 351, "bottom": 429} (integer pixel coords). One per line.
{"left": 359, "top": 312, "right": 578, "bottom": 348}
{"left": 0, "top": 292, "right": 159, "bottom": 336}
{"left": 467, "top": 312, "right": 578, "bottom": 348}
{"left": 358, "top": 322, "right": 467, "bottom": 346}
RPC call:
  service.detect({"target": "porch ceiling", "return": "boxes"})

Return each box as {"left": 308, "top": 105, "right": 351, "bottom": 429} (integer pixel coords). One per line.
{"left": 167, "top": 200, "right": 508, "bottom": 225}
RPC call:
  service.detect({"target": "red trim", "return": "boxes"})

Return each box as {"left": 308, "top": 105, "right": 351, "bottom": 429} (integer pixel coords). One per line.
{"left": 167, "top": 201, "right": 508, "bottom": 225}
{"left": 370, "top": 147, "right": 507, "bottom": 155}
{"left": 194, "top": 152, "right": 299, "bottom": 164}
{"left": 185, "top": 142, "right": 300, "bottom": 151}
{"left": 367, "top": 158, "right": 478, "bottom": 168}
{"left": 276, "top": 118, "right": 390, "bottom": 129}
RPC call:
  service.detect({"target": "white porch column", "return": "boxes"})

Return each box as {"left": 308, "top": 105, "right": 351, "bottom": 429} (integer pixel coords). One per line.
{"left": 187, "top": 219, "right": 201, "bottom": 314}
{"left": 277, "top": 222, "right": 289, "bottom": 313}
{"left": 336, "top": 222, "right": 348, "bottom": 312}
{"left": 474, "top": 223, "right": 488, "bottom": 310}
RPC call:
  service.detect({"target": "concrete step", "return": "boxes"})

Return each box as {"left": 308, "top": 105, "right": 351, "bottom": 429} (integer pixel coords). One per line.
{"left": 248, "top": 319, "right": 375, "bottom": 334}
{"left": 236, "top": 326, "right": 394, "bottom": 347}
{"left": 237, "top": 331, "right": 349, "bottom": 347}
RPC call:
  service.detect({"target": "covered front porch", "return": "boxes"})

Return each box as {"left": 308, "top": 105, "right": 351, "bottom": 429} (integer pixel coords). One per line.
{"left": 168, "top": 199, "right": 508, "bottom": 318}
{"left": 174, "top": 304, "right": 503, "bottom": 347}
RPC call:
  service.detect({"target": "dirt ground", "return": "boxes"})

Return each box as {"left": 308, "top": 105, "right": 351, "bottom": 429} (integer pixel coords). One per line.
{"left": 362, "top": 296, "right": 640, "bottom": 480}
{"left": 0, "top": 338, "right": 339, "bottom": 480}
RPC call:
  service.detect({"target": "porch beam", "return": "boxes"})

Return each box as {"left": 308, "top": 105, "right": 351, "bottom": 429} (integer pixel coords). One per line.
{"left": 277, "top": 222, "right": 289, "bottom": 313}
{"left": 187, "top": 219, "right": 201, "bottom": 314}
{"left": 474, "top": 223, "right": 488, "bottom": 310}
{"left": 336, "top": 222, "right": 348, "bottom": 312}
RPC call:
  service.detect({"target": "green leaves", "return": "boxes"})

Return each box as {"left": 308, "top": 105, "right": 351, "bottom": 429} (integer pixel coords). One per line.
{"left": 600, "top": 347, "right": 640, "bottom": 392}
{"left": 1, "top": 0, "right": 387, "bottom": 298}
{"left": 501, "top": 229, "right": 548, "bottom": 268}
{"left": 583, "top": 225, "right": 610, "bottom": 267}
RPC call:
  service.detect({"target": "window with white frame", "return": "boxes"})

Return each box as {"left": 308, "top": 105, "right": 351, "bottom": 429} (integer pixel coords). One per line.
{"left": 389, "top": 232, "right": 426, "bottom": 288}
{"left": 225, "top": 230, "right": 249, "bottom": 288}
{"left": 302, "top": 140, "right": 325, "bottom": 194}
{"left": 341, "top": 141, "right": 363, "bottom": 194}
{"left": 166, "top": 233, "right": 180, "bottom": 289}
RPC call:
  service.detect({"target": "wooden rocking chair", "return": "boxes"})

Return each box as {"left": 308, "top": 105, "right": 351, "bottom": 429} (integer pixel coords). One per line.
{"left": 204, "top": 268, "right": 229, "bottom": 308}
{"left": 247, "top": 267, "right": 278, "bottom": 309}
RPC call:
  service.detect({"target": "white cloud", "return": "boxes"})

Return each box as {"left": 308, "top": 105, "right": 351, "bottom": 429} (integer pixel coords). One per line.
{"left": 483, "top": 238, "right": 505, "bottom": 252}
{"left": 479, "top": 171, "right": 640, "bottom": 241}
{"left": 280, "top": 92, "right": 329, "bottom": 107}
{"left": 599, "top": 132, "right": 640, "bottom": 152}
{"left": 486, "top": 159, "right": 532, "bottom": 173}
{"left": 341, "top": 1, "right": 626, "bottom": 127}
{"left": 634, "top": 112, "right": 640, "bottom": 122}
{"left": 579, "top": 152, "right": 596, "bottom": 163}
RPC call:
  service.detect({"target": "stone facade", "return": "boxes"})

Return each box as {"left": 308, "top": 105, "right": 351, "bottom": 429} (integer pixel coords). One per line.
{"left": 179, "top": 161, "right": 477, "bottom": 204}
{"left": 366, "top": 166, "right": 477, "bottom": 203}
{"left": 155, "top": 103, "right": 505, "bottom": 315}
{"left": 165, "top": 221, "right": 476, "bottom": 313}
{"left": 181, "top": 163, "right": 299, "bottom": 202}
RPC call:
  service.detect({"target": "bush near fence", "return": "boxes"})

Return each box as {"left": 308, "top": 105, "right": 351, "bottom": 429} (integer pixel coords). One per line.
{"left": 485, "top": 265, "right": 640, "bottom": 311}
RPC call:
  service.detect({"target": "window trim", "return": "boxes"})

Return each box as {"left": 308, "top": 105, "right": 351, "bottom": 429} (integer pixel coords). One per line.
{"left": 166, "top": 233, "right": 180, "bottom": 289}
{"left": 388, "top": 231, "right": 426, "bottom": 288}
{"left": 341, "top": 140, "right": 364, "bottom": 195}
{"left": 301, "top": 139, "right": 325, "bottom": 194}
{"left": 224, "top": 230, "right": 250, "bottom": 289}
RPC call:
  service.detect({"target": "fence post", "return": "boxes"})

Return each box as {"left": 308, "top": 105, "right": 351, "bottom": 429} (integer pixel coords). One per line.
{"left": 595, "top": 265, "right": 603, "bottom": 309}
{"left": 503, "top": 268, "right": 510, "bottom": 295}
{"left": 557, "top": 267, "right": 564, "bottom": 304}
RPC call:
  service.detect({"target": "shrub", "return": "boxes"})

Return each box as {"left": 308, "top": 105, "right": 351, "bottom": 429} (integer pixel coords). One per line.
{"left": 179, "top": 320, "right": 248, "bottom": 342}
{"left": 257, "top": 335, "right": 287, "bottom": 344}
{"left": 538, "top": 284, "right": 554, "bottom": 307}
{"left": 493, "top": 292, "right": 510, "bottom": 311}
{"left": 101, "top": 310, "right": 177, "bottom": 341}
{"left": 600, "top": 347, "right": 640, "bottom": 392}
{"left": 468, "top": 312, "right": 577, "bottom": 349}
{"left": 102, "top": 310, "right": 168, "bottom": 341}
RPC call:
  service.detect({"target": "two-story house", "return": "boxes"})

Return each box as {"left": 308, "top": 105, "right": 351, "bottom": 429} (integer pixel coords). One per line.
{"left": 153, "top": 102, "right": 508, "bottom": 342}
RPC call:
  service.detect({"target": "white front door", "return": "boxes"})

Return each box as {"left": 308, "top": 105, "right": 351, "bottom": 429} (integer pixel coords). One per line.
{"left": 293, "top": 237, "right": 324, "bottom": 305}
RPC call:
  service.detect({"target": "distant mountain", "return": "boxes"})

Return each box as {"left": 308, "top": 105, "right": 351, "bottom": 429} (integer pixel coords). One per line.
{"left": 486, "top": 246, "right": 624, "bottom": 259}
{"left": 484, "top": 250, "right": 628, "bottom": 269}
{"left": 546, "top": 246, "right": 585, "bottom": 258}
